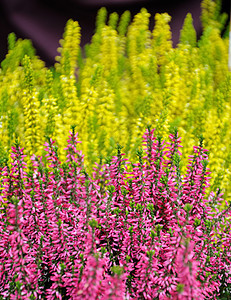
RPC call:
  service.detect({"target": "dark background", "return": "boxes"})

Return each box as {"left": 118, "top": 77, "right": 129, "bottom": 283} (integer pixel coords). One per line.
{"left": 0, "top": 0, "right": 229, "bottom": 66}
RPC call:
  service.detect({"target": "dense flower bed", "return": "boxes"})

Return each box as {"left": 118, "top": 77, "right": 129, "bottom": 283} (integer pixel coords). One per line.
{"left": 0, "top": 0, "right": 230, "bottom": 200}
{"left": 0, "top": 0, "right": 231, "bottom": 298}
{"left": 0, "top": 128, "right": 231, "bottom": 299}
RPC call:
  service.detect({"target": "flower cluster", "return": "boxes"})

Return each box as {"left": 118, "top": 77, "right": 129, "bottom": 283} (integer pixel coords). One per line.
{"left": 0, "top": 0, "right": 230, "bottom": 200}
{"left": 0, "top": 128, "right": 231, "bottom": 299}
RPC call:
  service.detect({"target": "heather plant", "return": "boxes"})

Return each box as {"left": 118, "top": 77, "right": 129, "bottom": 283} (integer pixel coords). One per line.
{"left": 0, "top": 128, "right": 231, "bottom": 299}
{"left": 0, "top": 0, "right": 230, "bottom": 200}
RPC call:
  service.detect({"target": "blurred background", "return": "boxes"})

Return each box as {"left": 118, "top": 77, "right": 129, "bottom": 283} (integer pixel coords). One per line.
{"left": 0, "top": 0, "right": 229, "bottom": 66}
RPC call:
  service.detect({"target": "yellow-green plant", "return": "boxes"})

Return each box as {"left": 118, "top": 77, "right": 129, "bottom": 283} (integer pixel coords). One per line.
{"left": 0, "top": 0, "right": 230, "bottom": 201}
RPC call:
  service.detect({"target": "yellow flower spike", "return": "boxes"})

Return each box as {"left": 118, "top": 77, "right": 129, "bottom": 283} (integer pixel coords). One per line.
{"left": 201, "top": 0, "right": 228, "bottom": 31}
{"left": 52, "top": 72, "right": 80, "bottom": 161}
{"left": 179, "top": 13, "right": 197, "bottom": 47}
{"left": 22, "top": 56, "right": 43, "bottom": 159}
{"left": 53, "top": 112, "right": 67, "bottom": 162}
{"left": 211, "top": 30, "right": 228, "bottom": 85}
{"left": 22, "top": 89, "right": 43, "bottom": 158}
{"left": 42, "top": 96, "right": 58, "bottom": 139}
{"left": 100, "top": 26, "right": 119, "bottom": 77}
{"left": 117, "top": 11, "right": 131, "bottom": 63}
{"left": 95, "top": 7, "right": 107, "bottom": 32}
{"left": 108, "top": 12, "right": 119, "bottom": 30}
{"left": 61, "top": 74, "right": 79, "bottom": 123}
{"left": 154, "top": 97, "right": 170, "bottom": 140}
{"left": 126, "top": 8, "right": 152, "bottom": 122}
{"left": 127, "top": 8, "right": 151, "bottom": 71}
{"left": 163, "top": 60, "right": 185, "bottom": 122}
{"left": 118, "top": 10, "right": 131, "bottom": 37}
{"left": 22, "top": 55, "right": 34, "bottom": 93}
{"left": 0, "top": 89, "right": 11, "bottom": 149}
{"left": 45, "top": 69, "right": 54, "bottom": 98}
{"left": 55, "top": 19, "right": 81, "bottom": 75}
{"left": 78, "top": 85, "right": 99, "bottom": 163}
{"left": 152, "top": 13, "right": 172, "bottom": 66}
{"left": 87, "top": 7, "right": 107, "bottom": 62}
